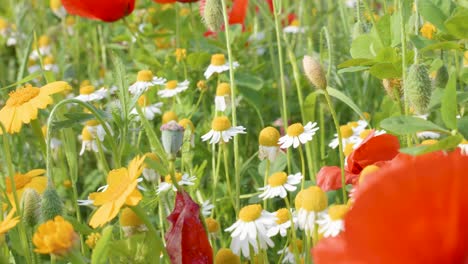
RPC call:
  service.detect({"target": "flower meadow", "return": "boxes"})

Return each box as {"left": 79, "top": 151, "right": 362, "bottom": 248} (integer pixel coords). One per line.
{"left": 0, "top": 0, "right": 467, "bottom": 263}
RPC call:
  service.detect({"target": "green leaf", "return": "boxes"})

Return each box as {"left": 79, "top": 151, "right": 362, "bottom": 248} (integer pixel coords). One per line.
{"left": 0, "top": 72, "right": 43, "bottom": 90}
{"left": 338, "top": 58, "right": 374, "bottom": 68}
{"left": 374, "top": 47, "right": 398, "bottom": 63}
{"left": 258, "top": 152, "right": 287, "bottom": 175}
{"left": 369, "top": 62, "right": 401, "bottom": 79}
{"left": 186, "top": 52, "right": 211, "bottom": 70}
{"left": 373, "top": 14, "right": 392, "bottom": 47}
{"left": 444, "top": 7, "right": 468, "bottom": 39}
{"left": 91, "top": 226, "right": 113, "bottom": 264}
{"left": 441, "top": 72, "right": 457, "bottom": 130}
{"left": 318, "top": 87, "right": 366, "bottom": 121}
{"left": 380, "top": 116, "right": 450, "bottom": 135}
{"left": 304, "top": 91, "right": 318, "bottom": 122}
{"left": 350, "top": 34, "right": 382, "bottom": 59}
{"left": 408, "top": 34, "right": 437, "bottom": 50}
{"left": 234, "top": 72, "right": 264, "bottom": 91}
{"left": 420, "top": 41, "right": 461, "bottom": 52}
{"left": 458, "top": 116, "right": 468, "bottom": 139}
{"left": 400, "top": 135, "right": 462, "bottom": 155}
{"left": 337, "top": 66, "right": 369, "bottom": 74}
{"left": 418, "top": 0, "right": 450, "bottom": 31}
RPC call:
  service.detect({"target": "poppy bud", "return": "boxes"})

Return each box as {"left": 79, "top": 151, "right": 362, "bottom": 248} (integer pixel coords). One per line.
{"left": 21, "top": 188, "right": 41, "bottom": 227}
{"left": 40, "top": 187, "right": 63, "bottom": 222}
{"left": 405, "top": 64, "right": 432, "bottom": 115}
{"left": 434, "top": 65, "right": 448, "bottom": 89}
{"left": 303, "top": 55, "right": 327, "bottom": 90}
{"left": 203, "top": 0, "right": 223, "bottom": 32}
{"left": 161, "top": 120, "right": 185, "bottom": 158}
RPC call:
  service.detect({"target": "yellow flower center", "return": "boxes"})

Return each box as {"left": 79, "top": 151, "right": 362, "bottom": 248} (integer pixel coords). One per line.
{"left": 164, "top": 172, "right": 183, "bottom": 184}
{"left": 359, "top": 129, "right": 371, "bottom": 139}
{"left": 348, "top": 121, "right": 359, "bottom": 128}
{"left": 81, "top": 127, "right": 93, "bottom": 141}
{"left": 178, "top": 118, "right": 195, "bottom": 132}
{"left": 49, "top": 0, "right": 62, "bottom": 10}
{"left": 80, "top": 85, "right": 95, "bottom": 95}
{"left": 275, "top": 208, "right": 290, "bottom": 224}
{"left": 85, "top": 233, "right": 101, "bottom": 249}
{"left": 211, "top": 54, "right": 226, "bottom": 66}
{"left": 205, "top": 217, "right": 219, "bottom": 233}
{"left": 340, "top": 125, "right": 353, "bottom": 138}
{"left": 211, "top": 116, "right": 231, "bottom": 131}
{"left": 0, "top": 18, "right": 7, "bottom": 30}
{"left": 215, "top": 248, "right": 240, "bottom": 264}
{"left": 287, "top": 123, "right": 304, "bottom": 136}
{"left": 216, "top": 83, "right": 231, "bottom": 96}
{"left": 162, "top": 111, "right": 178, "bottom": 124}
{"left": 119, "top": 208, "right": 143, "bottom": 227}
{"left": 420, "top": 22, "right": 436, "bottom": 39}
{"left": 6, "top": 174, "right": 32, "bottom": 192}
{"left": 137, "top": 95, "right": 150, "bottom": 107}
{"left": 6, "top": 85, "right": 40, "bottom": 107}
{"left": 344, "top": 143, "right": 355, "bottom": 156}
{"left": 80, "top": 80, "right": 91, "bottom": 87}
{"left": 259, "top": 126, "right": 280, "bottom": 146}
{"left": 136, "top": 70, "right": 154, "bottom": 82}
{"left": 358, "top": 164, "right": 380, "bottom": 184}
{"left": 165, "top": 80, "right": 178, "bottom": 89}
{"left": 38, "top": 35, "right": 50, "bottom": 48}
{"left": 238, "top": 204, "right": 262, "bottom": 222}
{"left": 268, "top": 172, "right": 288, "bottom": 187}
{"left": 43, "top": 56, "right": 55, "bottom": 65}
{"left": 85, "top": 120, "right": 99, "bottom": 127}
{"left": 174, "top": 48, "right": 186, "bottom": 62}
{"left": 295, "top": 186, "right": 327, "bottom": 212}
{"left": 421, "top": 139, "right": 438, "bottom": 145}
{"left": 328, "top": 204, "right": 349, "bottom": 220}
{"left": 288, "top": 239, "right": 303, "bottom": 253}
{"left": 65, "top": 16, "right": 75, "bottom": 26}
{"left": 290, "top": 19, "right": 300, "bottom": 27}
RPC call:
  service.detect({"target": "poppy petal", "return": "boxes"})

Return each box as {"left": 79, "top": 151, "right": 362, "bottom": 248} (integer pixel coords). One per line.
{"left": 62, "top": 0, "right": 135, "bottom": 22}
{"left": 228, "top": 0, "right": 249, "bottom": 25}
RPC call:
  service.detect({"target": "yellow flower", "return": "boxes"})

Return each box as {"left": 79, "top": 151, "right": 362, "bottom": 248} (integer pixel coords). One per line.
{"left": 420, "top": 22, "right": 436, "bottom": 39}
{"left": 0, "top": 209, "right": 20, "bottom": 235}
{"left": 175, "top": 48, "right": 187, "bottom": 62}
{"left": 85, "top": 232, "right": 101, "bottom": 249}
{"left": 4, "top": 169, "right": 47, "bottom": 209}
{"left": 88, "top": 156, "right": 146, "bottom": 228}
{"left": 0, "top": 81, "right": 71, "bottom": 134}
{"left": 33, "top": 216, "right": 78, "bottom": 256}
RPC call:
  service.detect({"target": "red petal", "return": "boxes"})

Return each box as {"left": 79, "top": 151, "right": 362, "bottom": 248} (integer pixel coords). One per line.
{"left": 153, "top": 0, "right": 176, "bottom": 3}
{"left": 265, "top": 0, "right": 273, "bottom": 13}
{"left": 347, "top": 132, "right": 400, "bottom": 174}
{"left": 228, "top": 0, "right": 249, "bottom": 25}
{"left": 313, "top": 235, "right": 350, "bottom": 264}
{"left": 62, "top": 0, "right": 135, "bottom": 22}
{"left": 317, "top": 166, "right": 343, "bottom": 191}
{"left": 165, "top": 191, "right": 213, "bottom": 264}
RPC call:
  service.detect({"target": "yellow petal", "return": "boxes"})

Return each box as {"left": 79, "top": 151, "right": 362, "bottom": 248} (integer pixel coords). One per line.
{"left": 40, "top": 81, "right": 72, "bottom": 95}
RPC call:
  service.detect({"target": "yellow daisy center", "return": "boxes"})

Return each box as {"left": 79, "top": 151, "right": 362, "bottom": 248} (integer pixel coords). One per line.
{"left": 295, "top": 186, "right": 327, "bottom": 212}
{"left": 268, "top": 172, "right": 288, "bottom": 187}
{"left": 85, "top": 120, "right": 99, "bottom": 127}
{"left": 344, "top": 143, "right": 355, "bottom": 156}
{"left": 165, "top": 80, "right": 178, "bottom": 89}
{"left": 421, "top": 139, "right": 438, "bottom": 145}
{"left": 6, "top": 174, "right": 31, "bottom": 192}
{"left": 328, "top": 204, "right": 349, "bottom": 220}
{"left": 136, "top": 70, "right": 154, "bottom": 82}
{"left": 216, "top": 83, "right": 231, "bottom": 96}
{"left": 211, "top": 54, "right": 226, "bottom": 66}
{"left": 259, "top": 126, "right": 280, "bottom": 146}
{"left": 205, "top": 217, "right": 219, "bottom": 233}
{"left": 119, "top": 208, "right": 143, "bottom": 227}
{"left": 85, "top": 233, "right": 101, "bottom": 249}
{"left": 81, "top": 127, "right": 93, "bottom": 141}
{"left": 65, "top": 16, "right": 75, "bottom": 26}
{"left": 80, "top": 85, "right": 95, "bottom": 95}
{"left": 0, "top": 19, "right": 7, "bottom": 30}
{"left": 162, "top": 111, "right": 178, "bottom": 124}
{"left": 43, "top": 56, "right": 55, "bottom": 65}
{"left": 49, "top": 0, "right": 62, "bottom": 10}
{"left": 211, "top": 116, "right": 231, "bottom": 131}
{"left": 359, "top": 129, "right": 371, "bottom": 139}
{"left": 137, "top": 95, "right": 150, "bottom": 107}
{"left": 215, "top": 248, "right": 240, "bottom": 264}
{"left": 80, "top": 80, "right": 91, "bottom": 87}
{"left": 178, "top": 118, "right": 195, "bottom": 132}
{"left": 340, "top": 125, "right": 353, "bottom": 138}
{"left": 287, "top": 123, "right": 304, "bottom": 136}
{"left": 275, "top": 208, "right": 290, "bottom": 224}
{"left": 239, "top": 204, "right": 262, "bottom": 222}
{"left": 358, "top": 164, "right": 380, "bottom": 184}
{"left": 164, "top": 172, "right": 183, "bottom": 184}
{"left": 288, "top": 239, "right": 303, "bottom": 253}
{"left": 6, "top": 85, "right": 40, "bottom": 107}
{"left": 290, "top": 19, "right": 300, "bottom": 26}
{"left": 38, "top": 35, "right": 50, "bottom": 47}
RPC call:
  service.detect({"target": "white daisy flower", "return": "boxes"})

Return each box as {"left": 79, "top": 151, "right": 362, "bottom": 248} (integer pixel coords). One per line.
{"left": 215, "top": 83, "right": 231, "bottom": 112}
{"left": 128, "top": 70, "right": 166, "bottom": 95}
{"left": 50, "top": 0, "right": 67, "bottom": 18}
{"left": 316, "top": 204, "right": 349, "bottom": 238}
{"left": 201, "top": 116, "right": 246, "bottom": 144}
{"left": 30, "top": 36, "right": 52, "bottom": 60}
{"left": 258, "top": 126, "right": 281, "bottom": 162}
{"left": 6, "top": 35, "right": 18, "bottom": 46}
{"left": 259, "top": 172, "right": 302, "bottom": 200}
{"left": 266, "top": 208, "right": 293, "bottom": 237}
{"left": 225, "top": 204, "right": 276, "bottom": 258}
{"left": 85, "top": 120, "right": 111, "bottom": 142}
{"left": 458, "top": 139, "right": 468, "bottom": 155}
{"left": 157, "top": 80, "right": 190, "bottom": 98}
{"left": 283, "top": 20, "right": 306, "bottom": 34}
{"left": 346, "top": 0, "right": 357, "bottom": 8}
{"left": 204, "top": 54, "right": 239, "bottom": 79}
{"left": 142, "top": 153, "right": 160, "bottom": 183}
{"left": 79, "top": 126, "right": 100, "bottom": 156}
{"left": 65, "top": 16, "right": 76, "bottom": 35}
{"left": 201, "top": 200, "right": 215, "bottom": 217}
{"left": 295, "top": 186, "right": 328, "bottom": 235}
{"left": 277, "top": 240, "right": 304, "bottom": 264}
{"left": 156, "top": 172, "right": 196, "bottom": 194}
{"left": 130, "top": 95, "right": 163, "bottom": 121}
{"left": 28, "top": 60, "right": 41, "bottom": 74}
{"left": 43, "top": 56, "right": 59, "bottom": 73}
{"left": 74, "top": 85, "right": 108, "bottom": 102}
{"left": 278, "top": 122, "right": 319, "bottom": 149}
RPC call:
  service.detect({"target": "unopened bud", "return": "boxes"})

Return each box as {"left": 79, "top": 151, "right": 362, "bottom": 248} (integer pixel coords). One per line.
{"left": 203, "top": 0, "right": 223, "bottom": 32}
{"left": 21, "top": 188, "right": 41, "bottom": 227}
{"left": 161, "top": 121, "right": 185, "bottom": 157}
{"left": 434, "top": 65, "right": 448, "bottom": 89}
{"left": 40, "top": 187, "right": 63, "bottom": 222}
{"left": 405, "top": 64, "right": 432, "bottom": 115}
{"left": 303, "top": 55, "right": 327, "bottom": 90}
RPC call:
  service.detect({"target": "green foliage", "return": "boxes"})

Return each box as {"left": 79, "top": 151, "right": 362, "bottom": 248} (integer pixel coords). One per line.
{"left": 380, "top": 116, "right": 449, "bottom": 135}
{"left": 441, "top": 72, "right": 457, "bottom": 130}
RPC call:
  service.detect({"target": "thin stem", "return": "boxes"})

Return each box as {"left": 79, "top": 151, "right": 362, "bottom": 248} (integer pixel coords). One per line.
{"left": 283, "top": 198, "right": 301, "bottom": 264}
{"left": 263, "top": 159, "right": 270, "bottom": 209}
{"left": 30, "top": 118, "right": 46, "bottom": 158}
{"left": 399, "top": 0, "right": 411, "bottom": 147}
{"left": 222, "top": 144, "right": 236, "bottom": 211}
{"left": 323, "top": 89, "right": 347, "bottom": 203}
{"left": 298, "top": 145, "right": 306, "bottom": 190}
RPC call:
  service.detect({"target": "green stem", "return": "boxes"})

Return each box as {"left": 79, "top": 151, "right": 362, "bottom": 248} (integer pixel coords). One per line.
{"left": 30, "top": 118, "right": 46, "bottom": 158}
{"left": 212, "top": 144, "right": 222, "bottom": 215}
{"left": 298, "top": 145, "right": 306, "bottom": 190}
{"left": 323, "top": 89, "right": 347, "bottom": 203}
{"left": 222, "top": 144, "right": 236, "bottom": 211}
{"left": 284, "top": 198, "right": 301, "bottom": 264}
{"left": 68, "top": 250, "right": 86, "bottom": 264}
{"left": 399, "top": 0, "right": 411, "bottom": 147}
{"left": 263, "top": 159, "right": 270, "bottom": 210}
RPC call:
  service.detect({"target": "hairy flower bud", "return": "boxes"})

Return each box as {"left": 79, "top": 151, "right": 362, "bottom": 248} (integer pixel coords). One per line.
{"left": 405, "top": 64, "right": 432, "bottom": 115}
{"left": 303, "top": 55, "right": 327, "bottom": 90}
{"left": 21, "top": 188, "right": 41, "bottom": 227}
{"left": 434, "top": 65, "right": 448, "bottom": 89}
{"left": 40, "top": 187, "right": 63, "bottom": 222}
{"left": 161, "top": 120, "right": 185, "bottom": 158}
{"left": 203, "top": 0, "right": 223, "bottom": 32}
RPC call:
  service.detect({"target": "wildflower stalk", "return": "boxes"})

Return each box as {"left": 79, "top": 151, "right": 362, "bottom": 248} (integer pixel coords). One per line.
{"left": 298, "top": 145, "right": 306, "bottom": 189}
{"left": 398, "top": 0, "right": 411, "bottom": 147}
{"left": 135, "top": 105, "right": 168, "bottom": 165}
{"left": 272, "top": 0, "right": 292, "bottom": 173}
{"left": 263, "top": 159, "right": 270, "bottom": 209}
{"left": 220, "top": 0, "right": 240, "bottom": 213}
{"left": 211, "top": 144, "right": 222, "bottom": 215}
{"left": 30, "top": 118, "right": 46, "bottom": 158}
{"left": 283, "top": 197, "right": 301, "bottom": 264}
{"left": 323, "top": 90, "right": 347, "bottom": 203}
{"left": 222, "top": 144, "right": 236, "bottom": 211}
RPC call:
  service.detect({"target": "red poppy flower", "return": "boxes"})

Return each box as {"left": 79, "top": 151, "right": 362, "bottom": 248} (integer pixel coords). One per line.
{"left": 317, "top": 131, "right": 400, "bottom": 191}
{"left": 61, "top": 0, "right": 135, "bottom": 22}
{"left": 314, "top": 150, "right": 468, "bottom": 263}
{"left": 165, "top": 191, "right": 213, "bottom": 264}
